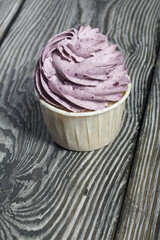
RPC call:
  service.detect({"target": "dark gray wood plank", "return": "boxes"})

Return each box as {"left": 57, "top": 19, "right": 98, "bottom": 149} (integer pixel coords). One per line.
{"left": 115, "top": 49, "right": 160, "bottom": 240}
{"left": 0, "top": 0, "right": 160, "bottom": 239}
{"left": 0, "top": 0, "right": 25, "bottom": 41}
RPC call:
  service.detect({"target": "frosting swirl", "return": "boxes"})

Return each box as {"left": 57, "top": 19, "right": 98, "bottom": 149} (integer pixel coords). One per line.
{"left": 34, "top": 25, "right": 130, "bottom": 112}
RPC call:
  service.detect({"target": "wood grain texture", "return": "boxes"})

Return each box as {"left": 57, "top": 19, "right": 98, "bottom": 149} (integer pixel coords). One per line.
{"left": 115, "top": 49, "right": 160, "bottom": 240}
{"left": 0, "top": 0, "right": 25, "bottom": 41}
{"left": 0, "top": 0, "right": 160, "bottom": 239}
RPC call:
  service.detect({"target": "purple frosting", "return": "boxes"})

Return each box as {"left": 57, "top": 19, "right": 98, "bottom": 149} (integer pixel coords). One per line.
{"left": 34, "top": 25, "right": 130, "bottom": 112}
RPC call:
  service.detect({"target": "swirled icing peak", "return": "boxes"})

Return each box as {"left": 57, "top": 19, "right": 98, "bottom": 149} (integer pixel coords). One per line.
{"left": 34, "top": 25, "right": 130, "bottom": 112}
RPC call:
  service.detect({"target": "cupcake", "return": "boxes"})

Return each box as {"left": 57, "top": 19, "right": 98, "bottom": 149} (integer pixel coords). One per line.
{"left": 34, "top": 25, "right": 131, "bottom": 151}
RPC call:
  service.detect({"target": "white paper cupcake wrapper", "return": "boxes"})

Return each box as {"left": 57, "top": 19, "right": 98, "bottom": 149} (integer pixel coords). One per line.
{"left": 38, "top": 77, "right": 131, "bottom": 151}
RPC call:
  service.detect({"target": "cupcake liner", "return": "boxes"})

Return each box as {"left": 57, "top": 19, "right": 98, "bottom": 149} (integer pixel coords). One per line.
{"left": 38, "top": 77, "right": 131, "bottom": 151}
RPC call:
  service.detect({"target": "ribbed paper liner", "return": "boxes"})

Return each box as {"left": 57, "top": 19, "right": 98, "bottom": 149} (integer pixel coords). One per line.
{"left": 40, "top": 102, "right": 125, "bottom": 151}
{"left": 38, "top": 79, "right": 131, "bottom": 151}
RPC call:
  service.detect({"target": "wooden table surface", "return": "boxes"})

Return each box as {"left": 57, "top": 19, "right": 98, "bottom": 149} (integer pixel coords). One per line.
{"left": 0, "top": 0, "right": 160, "bottom": 239}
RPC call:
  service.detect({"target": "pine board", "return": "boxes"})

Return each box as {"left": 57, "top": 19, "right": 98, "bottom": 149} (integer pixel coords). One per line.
{"left": 115, "top": 49, "right": 160, "bottom": 240}
{"left": 0, "top": 0, "right": 25, "bottom": 42}
{"left": 0, "top": 0, "right": 160, "bottom": 239}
